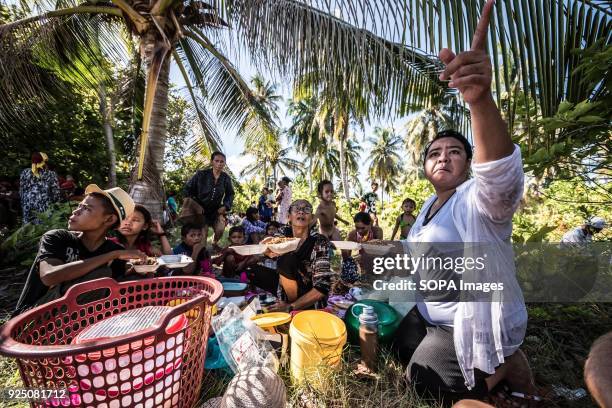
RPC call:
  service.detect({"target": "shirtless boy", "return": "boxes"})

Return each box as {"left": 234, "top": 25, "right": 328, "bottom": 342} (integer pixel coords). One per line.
{"left": 314, "top": 180, "right": 349, "bottom": 240}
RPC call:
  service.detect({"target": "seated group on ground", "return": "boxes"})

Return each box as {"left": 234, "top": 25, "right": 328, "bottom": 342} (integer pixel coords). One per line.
{"left": 14, "top": 173, "right": 409, "bottom": 316}
{"left": 14, "top": 160, "right": 609, "bottom": 407}
{"left": 15, "top": 141, "right": 606, "bottom": 407}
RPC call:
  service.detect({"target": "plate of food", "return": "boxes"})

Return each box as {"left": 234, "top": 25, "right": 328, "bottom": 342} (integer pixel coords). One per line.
{"left": 230, "top": 244, "right": 267, "bottom": 256}
{"left": 331, "top": 241, "right": 361, "bottom": 251}
{"left": 361, "top": 239, "right": 394, "bottom": 255}
{"left": 158, "top": 254, "right": 193, "bottom": 269}
{"left": 262, "top": 237, "right": 301, "bottom": 254}
{"left": 130, "top": 257, "right": 159, "bottom": 274}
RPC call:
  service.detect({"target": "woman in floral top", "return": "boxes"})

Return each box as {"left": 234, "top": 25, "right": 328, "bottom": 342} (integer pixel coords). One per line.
{"left": 265, "top": 199, "right": 335, "bottom": 311}
{"left": 19, "top": 152, "right": 60, "bottom": 224}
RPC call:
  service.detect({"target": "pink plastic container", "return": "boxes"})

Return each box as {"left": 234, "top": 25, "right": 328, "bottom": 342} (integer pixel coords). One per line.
{"left": 0, "top": 277, "right": 222, "bottom": 408}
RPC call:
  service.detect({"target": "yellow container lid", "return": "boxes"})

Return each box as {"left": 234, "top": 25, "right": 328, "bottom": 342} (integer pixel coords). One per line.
{"left": 250, "top": 312, "right": 292, "bottom": 328}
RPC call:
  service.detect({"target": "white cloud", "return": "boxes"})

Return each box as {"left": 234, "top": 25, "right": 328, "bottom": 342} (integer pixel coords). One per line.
{"left": 226, "top": 154, "right": 255, "bottom": 180}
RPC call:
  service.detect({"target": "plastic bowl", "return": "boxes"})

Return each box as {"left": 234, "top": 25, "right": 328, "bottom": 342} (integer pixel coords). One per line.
{"left": 231, "top": 245, "right": 266, "bottom": 256}
{"left": 132, "top": 263, "right": 159, "bottom": 274}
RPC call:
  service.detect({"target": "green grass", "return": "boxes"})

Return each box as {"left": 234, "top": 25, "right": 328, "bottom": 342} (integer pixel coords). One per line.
{"left": 195, "top": 348, "right": 441, "bottom": 408}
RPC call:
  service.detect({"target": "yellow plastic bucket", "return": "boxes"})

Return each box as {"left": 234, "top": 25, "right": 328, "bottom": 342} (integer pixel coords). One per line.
{"left": 289, "top": 311, "right": 347, "bottom": 386}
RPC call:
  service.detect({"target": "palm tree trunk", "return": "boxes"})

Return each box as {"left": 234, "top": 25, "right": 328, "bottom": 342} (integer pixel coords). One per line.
{"left": 98, "top": 83, "right": 117, "bottom": 188}
{"left": 380, "top": 178, "right": 384, "bottom": 212}
{"left": 129, "top": 31, "right": 171, "bottom": 220}
{"left": 336, "top": 112, "right": 350, "bottom": 201}
{"left": 308, "top": 158, "right": 313, "bottom": 193}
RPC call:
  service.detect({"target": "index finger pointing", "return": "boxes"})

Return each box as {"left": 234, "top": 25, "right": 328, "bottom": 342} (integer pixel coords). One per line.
{"left": 471, "top": 0, "right": 495, "bottom": 51}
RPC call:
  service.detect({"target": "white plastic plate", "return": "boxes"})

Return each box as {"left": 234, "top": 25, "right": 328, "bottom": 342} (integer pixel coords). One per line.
{"left": 361, "top": 243, "right": 393, "bottom": 255}
{"left": 158, "top": 255, "right": 193, "bottom": 269}
{"left": 230, "top": 244, "right": 267, "bottom": 256}
{"left": 331, "top": 241, "right": 361, "bottom": 251}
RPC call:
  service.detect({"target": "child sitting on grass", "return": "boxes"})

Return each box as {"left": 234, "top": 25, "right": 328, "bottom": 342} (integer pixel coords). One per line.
{"left": 173, "top": 223, "right": 213, "bottom": 277}
{"left": 265, "top": 221, "right": 281, "bottom": 237}
{"left": 213, "top": 226, "right": 259, "bottom": 281}
{"left": 242, "top": 207, "right": 267, "bottom": 243}
{"left": 340, "top": 212, "right": 384, "bottom": 283}
{"left": 112, "top": 205, "right": 173, "bottom": 256}
{"left": 391, "top": 198, "right": 416, "bottom": 240}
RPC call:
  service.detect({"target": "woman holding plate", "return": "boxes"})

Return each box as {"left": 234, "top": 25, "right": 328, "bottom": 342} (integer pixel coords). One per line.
{"left": 265, "top": 199, "right": 335, "bottom": 311}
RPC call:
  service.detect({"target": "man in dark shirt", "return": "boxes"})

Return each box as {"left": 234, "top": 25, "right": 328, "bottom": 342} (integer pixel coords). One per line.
{"left": 14, "top": 185, "right": 145, "bottom": 315}
{"left": 183, "top": 151, "right": 235, "bottom": 250}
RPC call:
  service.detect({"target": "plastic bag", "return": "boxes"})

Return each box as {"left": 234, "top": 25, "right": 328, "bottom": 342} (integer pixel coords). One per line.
{"left": 211, "top": 303, "right": 278, "bottom": 374}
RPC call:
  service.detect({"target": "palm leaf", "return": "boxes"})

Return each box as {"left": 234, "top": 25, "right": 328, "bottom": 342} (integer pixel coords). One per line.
{"left": 178, "top": 29, "right": 278, "bottom": 147}
{"left": 223, "top": 0, "right": 451, "bottom": 118}
{"left": 0, "top": 5, "right": 127, "bottom": 131}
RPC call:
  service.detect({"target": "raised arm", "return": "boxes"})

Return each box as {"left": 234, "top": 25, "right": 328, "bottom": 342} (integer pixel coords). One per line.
{"left": 151, "top": 220, "right": 173, "bottom": 255}
{"left": 439, "top": 0, "right": 513, "bottom": 164}
{"left": 334, "top": 212, "right": 349, "bottom": 225}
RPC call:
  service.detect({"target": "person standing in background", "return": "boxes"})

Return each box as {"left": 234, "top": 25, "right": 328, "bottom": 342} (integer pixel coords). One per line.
{"left": 362, "top": 182, "right": 380, "bottom": 226}
{"left": 258, "top": 187, "right": 273, "bottom": 223}
{"left": 183, "top": 151, "right": 235, "bottom": 251}
{"left": 19, "top": 152, "right": 61, "bottom": 224}
{"left": 276, "top": 176, "right": 293, "bottom": 225}
{"left": 166, "top": 191, "right": 178, "bottom": 224}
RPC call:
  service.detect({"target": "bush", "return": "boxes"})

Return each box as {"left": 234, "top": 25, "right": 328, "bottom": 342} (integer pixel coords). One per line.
{"left": 0, "top": 202, "right": 74, "bottom": 268}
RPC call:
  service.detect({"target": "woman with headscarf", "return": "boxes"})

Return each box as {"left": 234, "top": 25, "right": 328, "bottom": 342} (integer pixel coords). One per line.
{"left": 19, "top": 152, "right": 61, "bottom": 224}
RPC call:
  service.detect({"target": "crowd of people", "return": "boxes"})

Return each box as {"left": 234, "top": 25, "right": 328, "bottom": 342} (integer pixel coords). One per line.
{"left": 12, "top": 145, "right": 609, "bottom": 405}
{"left": 7, "top": 1, "right": 610, "bottom": 406}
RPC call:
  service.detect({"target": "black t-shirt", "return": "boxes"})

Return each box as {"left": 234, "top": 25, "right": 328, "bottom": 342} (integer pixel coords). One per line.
{"left": 14, "top": 229, "right": 126, "bottom": 315}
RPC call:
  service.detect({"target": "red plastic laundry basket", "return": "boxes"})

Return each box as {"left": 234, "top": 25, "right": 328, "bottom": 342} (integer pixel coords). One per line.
{"left": 0, "top": 276, "right": 223, "bottom": 408}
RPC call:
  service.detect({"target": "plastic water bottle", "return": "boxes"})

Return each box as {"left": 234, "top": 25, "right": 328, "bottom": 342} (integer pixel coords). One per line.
{"left": 358, "top": 305, "right": 378, "bottom": 372}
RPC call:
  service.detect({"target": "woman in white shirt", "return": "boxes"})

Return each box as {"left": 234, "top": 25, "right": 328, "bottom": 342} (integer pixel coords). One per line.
{"left": 394, "top": 1, "right": 538, "bottom": 404}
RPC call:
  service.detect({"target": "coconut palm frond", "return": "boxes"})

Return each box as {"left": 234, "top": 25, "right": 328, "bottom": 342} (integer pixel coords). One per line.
{"left": 395, "top": 0, "right": 611, "bottom": 138}
{"left": 368, "top": 127, "right": 403, "bottom": 197}
{"left": 179, "top": 29, "right": 278, "bottom": 145}
{"left": 224, "top": 0, "right": 450, "bottom": 118}
{"left": 171, "top": 48, "right": 222, "bottom": 151}
{"left": 0, "top": 7, "right": 126, "bottom": 130}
